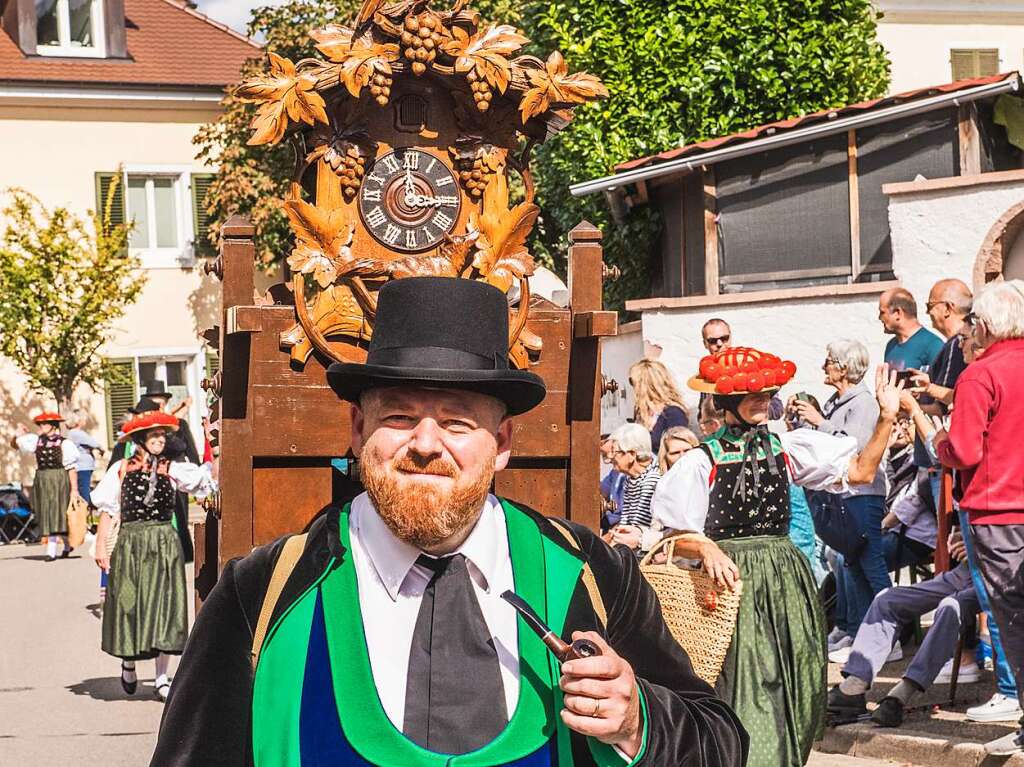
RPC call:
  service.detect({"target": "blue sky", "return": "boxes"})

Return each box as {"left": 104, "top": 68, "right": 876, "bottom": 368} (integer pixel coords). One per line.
{"left": 196, "top": 0, "right": 289, "bottom": 35}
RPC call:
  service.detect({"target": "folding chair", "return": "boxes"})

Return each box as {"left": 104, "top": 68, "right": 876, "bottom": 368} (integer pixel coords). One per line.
{"left": 0, "top": 484, "right": 35, "bottom": 544}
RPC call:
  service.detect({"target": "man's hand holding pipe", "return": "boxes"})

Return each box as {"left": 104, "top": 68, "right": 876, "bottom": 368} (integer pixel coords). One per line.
{"left": 560, "top": 631, "right": 643, "bottom": 759}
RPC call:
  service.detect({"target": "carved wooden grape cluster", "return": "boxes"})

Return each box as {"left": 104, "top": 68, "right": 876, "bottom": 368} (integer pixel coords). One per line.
{"left": 400, "top": 12, "right": 447, "bottom": 75}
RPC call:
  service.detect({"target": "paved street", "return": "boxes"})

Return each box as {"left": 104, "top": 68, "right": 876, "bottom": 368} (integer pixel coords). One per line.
{"left": 0, "top": 540, "right": 189, "bottom": 765}
{"left": 0, "top": 539, "right": 922, "bottom": 767}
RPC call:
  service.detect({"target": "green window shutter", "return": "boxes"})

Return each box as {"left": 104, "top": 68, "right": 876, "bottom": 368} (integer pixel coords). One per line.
{"left": 95, "top": 171, "right": 128, "bottom": 255}
{"left": 102, "top": 358, "right": 137, "bottom": 449}
{"left": 951, "top": 49, "right": 1000, "bottom": 80}
{"left": 191, "top": 173, "right": 217, "bottom": 258}
{"left": 206, "top": 350, "right": 220, "bottom": 376}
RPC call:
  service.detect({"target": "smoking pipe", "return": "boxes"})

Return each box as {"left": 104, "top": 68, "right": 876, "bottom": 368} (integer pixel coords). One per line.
{"left": 500, "top": 590, "right": 602, "bottom": 663}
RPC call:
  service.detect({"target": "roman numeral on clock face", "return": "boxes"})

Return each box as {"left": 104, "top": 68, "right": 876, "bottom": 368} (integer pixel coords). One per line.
{"left": 366, "top": 173, "right": 385, "bottom": 186}
{"left": 365, "top": 206, "right": 387, "bottom": 228}
{"left": 381, "top": 155, "right": 400, "bottom": 174}
{"left": 424, "top": 157, "right": 436, "bottom": 173}
{"left": 436, "top": 195, "right": 458, "bottom": 207}
{"left": 403, "top": 152, "right": 419, "bottom": 170}
{"left": 405, "top": 229, "right": 418, "bottom": 249}
{"left": 362, "top": 187, "right": 381, "bottom": 202}
{"left": 431, "top": 211, "right": 453, "bottom": 230}
{"left": 434, "top": 175, "right": 454, "bottom": 187}
{"left": 383, "top": 223, "right": 401, "bottom": 245}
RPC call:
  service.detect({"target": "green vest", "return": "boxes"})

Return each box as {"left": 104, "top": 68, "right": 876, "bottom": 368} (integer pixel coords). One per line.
{"left": 251, "top": 501, "right": 647, "bottom": 766}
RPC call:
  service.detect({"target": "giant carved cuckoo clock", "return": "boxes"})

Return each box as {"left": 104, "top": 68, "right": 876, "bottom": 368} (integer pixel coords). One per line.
{"left": 235, "top": 0, "right": 607, "bottom": 369}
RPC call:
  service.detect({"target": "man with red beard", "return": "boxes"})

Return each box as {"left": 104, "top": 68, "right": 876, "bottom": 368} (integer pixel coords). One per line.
{"left": 152, "top": 277, "right": 748, "bottom": 767}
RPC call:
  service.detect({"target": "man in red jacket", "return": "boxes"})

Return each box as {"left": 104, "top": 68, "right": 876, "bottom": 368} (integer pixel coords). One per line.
{"left": 936, "top": 279, "right": 1024, "bottom": 756}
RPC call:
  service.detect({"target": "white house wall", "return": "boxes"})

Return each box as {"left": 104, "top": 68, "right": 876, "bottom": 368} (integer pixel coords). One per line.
{"left": 599, "top": 325, "right": 643, "bottom": 433}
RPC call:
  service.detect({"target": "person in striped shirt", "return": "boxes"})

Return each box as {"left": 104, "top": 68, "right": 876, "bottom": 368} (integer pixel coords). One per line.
{"left": 607, "top": 422, "right": 662, "bottom": 552}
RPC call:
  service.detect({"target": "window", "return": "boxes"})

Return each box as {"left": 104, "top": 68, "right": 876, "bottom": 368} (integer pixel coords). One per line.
{"left": 124, "top": 171, "right": 194, "bottom": 268}
{"left": 950, "top": 48, "right": 999, "bottom": 81}
{"left": 35, "top": 0, "right": 105, "bottom": 57}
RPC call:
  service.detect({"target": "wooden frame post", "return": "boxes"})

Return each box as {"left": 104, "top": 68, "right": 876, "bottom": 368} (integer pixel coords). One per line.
{"left": 567, "top": 221, "right": 605, "bottom": 530}
{"left": 702, "top": 167, "right": 719, "bottom": 296}
{"left": 958, "top": 103, "right": 982, "bottom": 177}
{"left": 847, "top": 129, "right": 862, "bottom": 282}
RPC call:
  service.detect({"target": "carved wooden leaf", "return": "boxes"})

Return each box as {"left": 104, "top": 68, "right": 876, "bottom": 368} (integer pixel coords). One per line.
{"left": 518, "top": 50, "right": 607, "bottom": 123}
{"left": 443, "top": 24, "right": 527, "bottom": 93}
{"left": 471, "top": 201, "right": 539, "bottom": 293}
{"left": 284, "top": 198, "right": 359, "bottom": 289}
{"left": 355, "top": 0, "right": 386, "bottom": 25}
{"left": 311, "top": 25, "right": 399, "bottom": 98}
{"left": 237, "top": 53, "right": 329, "bottom": 145}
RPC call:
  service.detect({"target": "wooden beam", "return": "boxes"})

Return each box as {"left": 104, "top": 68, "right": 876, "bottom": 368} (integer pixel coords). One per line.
{"left": 572, "top": 310, "right": 618, "bottom": 338}
{"left": 848, "top": 129, "right": 862, "bottom": 281}
{"left": 958, "top": 103, "right": 982, "bottom": 177}
{"left": 702, "top": 167, "right": 719, "bottom": 296}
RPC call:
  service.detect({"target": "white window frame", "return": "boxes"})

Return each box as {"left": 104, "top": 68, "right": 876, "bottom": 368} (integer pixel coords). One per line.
{"left": 131, "top": 347, "right": 205, "bottom": 449}
{"left": 123, "top": 165, "right": 198, "bottom": 270}
{"left": 36, "top": 0, "right": 106, "bottom": 58}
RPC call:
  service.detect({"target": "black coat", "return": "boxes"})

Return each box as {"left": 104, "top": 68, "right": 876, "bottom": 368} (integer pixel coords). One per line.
{"left": 151, "top": 504, "right": 748, "bottom": 766}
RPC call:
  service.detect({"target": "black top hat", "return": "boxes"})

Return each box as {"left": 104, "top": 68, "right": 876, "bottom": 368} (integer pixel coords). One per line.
{"left": 326, "top": 277, "right": 546, "bottom": 415}
{"left": 129, "top": 398, "right": 161, "bottom": 415}
{"left": 141, "top": 380, "right": 172, "bottom": 399}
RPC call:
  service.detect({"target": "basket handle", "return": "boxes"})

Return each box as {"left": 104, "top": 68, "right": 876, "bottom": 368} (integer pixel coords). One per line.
{"left": 639, "top": 534, "right": 685, "bottom": 567}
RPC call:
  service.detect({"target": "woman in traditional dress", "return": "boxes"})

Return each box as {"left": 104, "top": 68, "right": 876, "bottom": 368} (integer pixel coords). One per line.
{"left": 92, "top": 411, "right": 215, "bottom": 700}
{"left": 12, "top": 412, "right": 79, "bottom": 560}
{"left": 647, "top": 347, "right": 901, "bottom": 767}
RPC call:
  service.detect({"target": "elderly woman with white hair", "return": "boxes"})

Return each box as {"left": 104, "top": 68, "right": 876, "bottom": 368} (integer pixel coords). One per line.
{"left": 791, "top": 339, "right": 892, "bottom": 663}
{"left": 606, "top": 422, "right": 662, "bottom": 553}
{"left": 935, "top": 279, "right": 1024, "bottom": 757}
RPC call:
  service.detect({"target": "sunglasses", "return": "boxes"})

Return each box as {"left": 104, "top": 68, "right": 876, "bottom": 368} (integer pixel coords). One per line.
{"left": 704, "top": 334, "right": 730, "bottom": 346}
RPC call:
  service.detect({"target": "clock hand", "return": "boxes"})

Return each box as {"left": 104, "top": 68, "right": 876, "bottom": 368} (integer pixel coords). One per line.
{"left": 404, "top": 169, "right": 418, "bottom": 206}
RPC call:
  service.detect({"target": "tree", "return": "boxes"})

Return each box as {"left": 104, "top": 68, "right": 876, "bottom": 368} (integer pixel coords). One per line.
{"left": 0, "top": 182, "right": 143, "bottom": 409}
{"left": 198, "top": 0, "right": 890, "bottom": 308}
{"left": 522, "top": 0, "right": 891, "bottom": 308}
{"left": 194, "top": 1, "right": 363, "bottom": 269}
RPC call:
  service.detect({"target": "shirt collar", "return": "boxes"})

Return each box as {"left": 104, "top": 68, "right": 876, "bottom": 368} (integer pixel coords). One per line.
{"left": 350, "top": 492, "right": 506, "bottom": 602}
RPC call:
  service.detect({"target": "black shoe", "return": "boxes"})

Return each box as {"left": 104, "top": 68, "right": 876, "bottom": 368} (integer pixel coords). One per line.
{"left": 121, "top": 663, "right": 137, "bottom": 695}
{"left": 827, "top": 685, "right": 867, "bottom": 717}
{"left": 871, "top": 696, "right": 904, "bottom": 728}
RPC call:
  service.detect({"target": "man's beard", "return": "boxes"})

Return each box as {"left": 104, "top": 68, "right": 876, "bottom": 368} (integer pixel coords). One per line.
{"left": 360, "top": 442, "right": 495, "bottom": 549}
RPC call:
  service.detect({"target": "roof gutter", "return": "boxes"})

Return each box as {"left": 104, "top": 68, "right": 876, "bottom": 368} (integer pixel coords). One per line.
{"left": 569, "top": 76, "right": 1021, "bottom": 197}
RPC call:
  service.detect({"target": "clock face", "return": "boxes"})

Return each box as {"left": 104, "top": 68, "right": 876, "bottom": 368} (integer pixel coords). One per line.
{"left": 358, "top": 148, "right": 462, "bottom": 252}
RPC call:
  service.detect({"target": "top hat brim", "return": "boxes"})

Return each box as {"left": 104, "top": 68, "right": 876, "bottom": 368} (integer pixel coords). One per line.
{"left": 327, "top": 362, "right": 546, "bottom": 416}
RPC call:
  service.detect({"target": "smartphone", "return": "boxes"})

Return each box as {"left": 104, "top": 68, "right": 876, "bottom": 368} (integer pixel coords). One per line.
{"left": 795, "top": 392, "right": 812, "bottom": 403}
{"left": 895, "top": 370, "right": 915, "bottom": 385}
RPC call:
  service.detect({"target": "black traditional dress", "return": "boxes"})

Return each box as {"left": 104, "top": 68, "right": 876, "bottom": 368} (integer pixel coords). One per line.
{"left": 92, "top": 454, "right": 214, "bottom": 660}
{"left": 15, "top": 433, "right": 76, "bottom": 536}
{"left": 651, "top": 425, "right": 862, "bottom": 767}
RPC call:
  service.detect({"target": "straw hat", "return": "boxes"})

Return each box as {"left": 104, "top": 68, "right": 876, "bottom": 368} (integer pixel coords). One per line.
{"left": 687, "top": 346, "right": 796, "bottom": 395}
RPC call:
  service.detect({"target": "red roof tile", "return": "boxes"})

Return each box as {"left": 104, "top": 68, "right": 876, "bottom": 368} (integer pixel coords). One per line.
{"left": 615, "top": 72, "right": 1021, "bottom": 173}
{"left": 0, "top": 0, "right": 260, "bottom": 89}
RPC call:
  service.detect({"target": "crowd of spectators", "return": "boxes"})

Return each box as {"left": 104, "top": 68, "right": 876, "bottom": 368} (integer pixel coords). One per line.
{"left": 598, "top": 277, "right": 1024, "bottom": 756}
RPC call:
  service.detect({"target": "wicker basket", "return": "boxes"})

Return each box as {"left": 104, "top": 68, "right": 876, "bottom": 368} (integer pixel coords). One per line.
{"left": 639, "top": 537, "right": 743, "bottom": 686}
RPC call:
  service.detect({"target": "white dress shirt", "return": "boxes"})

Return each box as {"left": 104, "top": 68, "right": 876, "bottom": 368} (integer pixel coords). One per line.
{"left": 645, "top": 427, "right": 861, "bottom": 547}
{"left": 348, "top": 492, "right": 520, "bottom": 730}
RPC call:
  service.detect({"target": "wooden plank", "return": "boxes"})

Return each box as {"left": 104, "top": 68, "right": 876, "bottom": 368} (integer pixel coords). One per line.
{"left": 848, "top": 129, "right": 862, "bottom": 281}
{"left": 566, "top": 222, "right": 605, "bottom": 530}
{"left": 226, "top": 305, "right": 263, "bottom": 335}
{"left": 495, "top": 465, "right": 567, "bottom": 521}
{"left": 702, "top": 167, "right": 719, "bottom": 296}
{"left": 958, "top": 103, "right": 982, "bottom": 177}
{"left": 253, "top": 464, "right": 334, "bottom": 546}
{"left": 626, "top": 279, "right": 902, "bottom": 312}
{"left": 573, "top": 310, "right": 618, "bottom": 338}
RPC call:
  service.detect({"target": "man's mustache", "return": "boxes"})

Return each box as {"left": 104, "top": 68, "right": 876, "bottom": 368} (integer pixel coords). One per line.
{"left": 392, "top": 456, "right": 458, "bottom": 478}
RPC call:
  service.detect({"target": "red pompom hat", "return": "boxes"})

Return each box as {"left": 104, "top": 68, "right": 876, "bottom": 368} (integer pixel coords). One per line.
{"left": 687, "top": 346, "right": 797, "bottom": 396}
{"left": 33, "top": 412, "right": 64, "bottom": 424}
{"left": 120, "top": 411, "right": 179, "bottom": 439}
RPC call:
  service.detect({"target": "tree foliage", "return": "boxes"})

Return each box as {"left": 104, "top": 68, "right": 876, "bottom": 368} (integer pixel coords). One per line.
{"left": 521, "top": 0, "right": 890, "bottom": 308}
{"left": 0, "top": 183, "right": 144, "bottom": 408}
{"left": 197, "top": 0, "right": 890, "bottom": 307}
